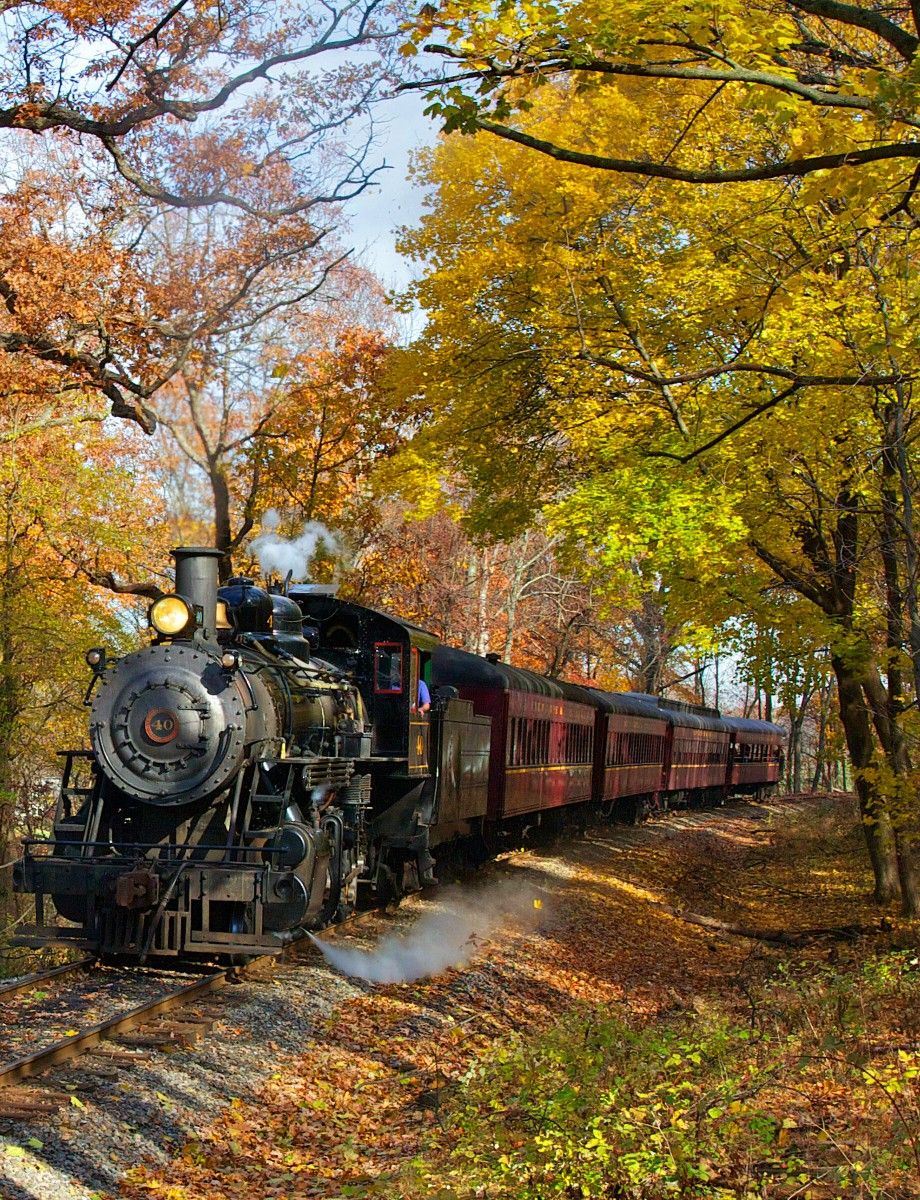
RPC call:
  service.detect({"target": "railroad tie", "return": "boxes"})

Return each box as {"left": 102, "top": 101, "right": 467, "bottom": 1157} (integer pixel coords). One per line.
{"left": 0, "top": 1086, "right": 71, "bottom": 1120}
{"left": 114, "top": 1017, "right": 213, "bottom": 1049}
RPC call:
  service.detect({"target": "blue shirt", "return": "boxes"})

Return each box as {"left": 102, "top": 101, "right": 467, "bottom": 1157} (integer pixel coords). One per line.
{"left": 418, "top": 679, "right": 431, "bottom": 708}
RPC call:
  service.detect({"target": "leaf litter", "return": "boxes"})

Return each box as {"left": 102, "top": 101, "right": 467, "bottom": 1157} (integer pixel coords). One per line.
{"left": 116, "top": 794, "right": 915, "bottom": 1200}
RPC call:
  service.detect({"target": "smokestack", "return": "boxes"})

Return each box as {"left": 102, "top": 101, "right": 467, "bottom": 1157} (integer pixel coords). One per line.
{"left": 172, "top": 547, "right": 225, "bottom": 640}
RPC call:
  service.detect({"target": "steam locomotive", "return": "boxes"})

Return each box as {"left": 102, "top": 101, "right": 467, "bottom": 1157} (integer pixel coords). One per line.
{"left": 14, "top": 546, "right": 784, "bottom": 962}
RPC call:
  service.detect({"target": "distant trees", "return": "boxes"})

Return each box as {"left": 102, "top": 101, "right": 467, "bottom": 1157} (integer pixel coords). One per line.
{"left": 349, "top": 506, "right": 702, "bottom": 690}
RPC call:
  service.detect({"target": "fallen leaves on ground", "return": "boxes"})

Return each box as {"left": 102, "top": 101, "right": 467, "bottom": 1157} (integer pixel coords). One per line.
{"left": 117, "top": 795, "right": 914, "bottom": 1200}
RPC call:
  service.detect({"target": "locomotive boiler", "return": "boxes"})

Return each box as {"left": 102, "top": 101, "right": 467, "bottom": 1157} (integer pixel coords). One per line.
{"left": 15, "top": 547, "right": 373, "bottom": 960}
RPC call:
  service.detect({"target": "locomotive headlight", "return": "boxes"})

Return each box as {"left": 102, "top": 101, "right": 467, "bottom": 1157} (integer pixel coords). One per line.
{"left": 149, "top": 594, "right": 196, "bottom": 637}
{"left": 85, "top": 647, "right": 106, "bottom": 669}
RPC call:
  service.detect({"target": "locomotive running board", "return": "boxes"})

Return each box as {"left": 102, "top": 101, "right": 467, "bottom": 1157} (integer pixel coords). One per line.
{"left": 13, "top": 925, "right": 99, "bottom": 951}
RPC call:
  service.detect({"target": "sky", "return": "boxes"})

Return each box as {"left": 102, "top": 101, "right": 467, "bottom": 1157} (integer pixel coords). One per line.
{"left": 344, "top": 85, "right": 437, "bottom": 297}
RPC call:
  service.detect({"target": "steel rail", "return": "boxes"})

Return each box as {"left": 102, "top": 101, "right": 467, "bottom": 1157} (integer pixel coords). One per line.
{"left": 0, "top": 957, "right": 97, "bottom": 1002}
{"left": 0, "top": 968, "right": 228, "bottom": 1089}
{"left": 0, "top": 910, "right": 369, "bottom": 1091}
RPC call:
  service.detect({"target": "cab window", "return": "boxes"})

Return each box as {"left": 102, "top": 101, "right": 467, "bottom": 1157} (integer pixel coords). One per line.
{"left": 410, "top": 647, "right": 420, "bottom": 712}
{"left": 374, "top": 643, "right": 403, "bottom": 694}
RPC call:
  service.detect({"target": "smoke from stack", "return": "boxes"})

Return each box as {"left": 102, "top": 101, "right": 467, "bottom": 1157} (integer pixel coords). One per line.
{"left": 251, "top": 509, "right": 340, "bottom": 581}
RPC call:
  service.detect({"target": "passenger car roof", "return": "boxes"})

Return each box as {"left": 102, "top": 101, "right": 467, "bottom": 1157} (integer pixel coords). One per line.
{"left": 432, "top": 645, "right": 571, "bottom": 697}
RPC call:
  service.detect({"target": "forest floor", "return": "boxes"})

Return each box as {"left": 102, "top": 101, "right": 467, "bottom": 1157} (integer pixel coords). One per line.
{"left": 4, "top": 793, "right": 919, "bottom": 1199}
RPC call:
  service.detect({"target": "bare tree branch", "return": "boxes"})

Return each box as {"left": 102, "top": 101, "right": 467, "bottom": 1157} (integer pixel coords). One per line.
{"left": 646, "top": 383, "right": 801, "bottom": 463}
{"left": 38, "top": 527, "right": 167, "bottom": 599}
{"left": 582, "top": 351, "right": 908, "bottom": 390}
{"left": 105, "top": 0, "right": 193, "bottom": 92}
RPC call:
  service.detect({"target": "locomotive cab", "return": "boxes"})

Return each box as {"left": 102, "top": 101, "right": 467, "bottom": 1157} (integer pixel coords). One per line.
{"left": 288, "top": 590, "right": 436, "bottom": 771}
{"left": 288, "top": 591, "right": 454, "bottom": 901}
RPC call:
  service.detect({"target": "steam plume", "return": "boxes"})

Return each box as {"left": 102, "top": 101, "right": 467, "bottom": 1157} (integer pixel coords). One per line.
{"left": 250, "top": 510, "right": 340, "bottom": 581}
{"left": 309, "top": 883, "right": 545, "bottom": 984}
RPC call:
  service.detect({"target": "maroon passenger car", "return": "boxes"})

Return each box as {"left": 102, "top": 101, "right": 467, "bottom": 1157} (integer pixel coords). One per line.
{"left": 661, "top": 709, "right": 732, "bottom": 801}
{"left": 724, "top": 717, "right": 784, "bottom": 794}
{"left": 580, "top": 689, "right": 670, "bottom": 822}
{"left": 432, "top": 647, "right": 594, "bottom": 821}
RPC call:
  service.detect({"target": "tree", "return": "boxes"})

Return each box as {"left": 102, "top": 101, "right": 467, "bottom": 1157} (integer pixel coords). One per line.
{"left": 410, "top": 0, "right": 920, "bottom": 184}
{"left": 251, "top": 312, "right": 408, "bottom": 542}
{"left": 0, "top": 1, "right": 403, "bottom": 430}
{"left": 0, "top": 394, "right": 169, "bottom": 918}
{"left": 392, "top": 74, "right": 920, "bottom": 909}
{"left": 135, "top": 224, "right": 393, "bottom": 566}
{"left": 0, "top": 0, "right": 399, "bottom": 203}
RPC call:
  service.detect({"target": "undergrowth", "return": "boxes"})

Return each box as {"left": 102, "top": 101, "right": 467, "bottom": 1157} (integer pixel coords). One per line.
{"left": 393, "top": 947, "right": 920, "bottom": 1199}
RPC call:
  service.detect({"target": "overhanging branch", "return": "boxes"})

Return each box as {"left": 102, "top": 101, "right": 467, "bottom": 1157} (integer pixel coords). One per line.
{"left": 583, "top": 352, "right": 908, "bottom": 390}
{"left": 478, "top": 120, "right": 920, "bottom": 183}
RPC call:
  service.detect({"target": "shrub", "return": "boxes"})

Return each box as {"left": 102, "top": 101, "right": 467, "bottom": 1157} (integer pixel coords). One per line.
{"left": 397, "top": 951, "right": 920, "bottom": 1199}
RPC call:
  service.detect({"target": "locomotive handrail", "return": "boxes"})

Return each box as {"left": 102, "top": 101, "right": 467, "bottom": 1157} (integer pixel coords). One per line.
{"left": 20, "top": 836, "right": 285, "bottom": 866}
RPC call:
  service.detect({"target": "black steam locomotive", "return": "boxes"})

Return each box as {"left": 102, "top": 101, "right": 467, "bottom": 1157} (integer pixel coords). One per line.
{"left": 14, "top": 546, "right": 784, "bottom": 962}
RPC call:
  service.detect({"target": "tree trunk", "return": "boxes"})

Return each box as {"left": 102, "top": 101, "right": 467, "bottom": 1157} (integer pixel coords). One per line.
{"left": 465, "top": 548, "right": 492, "bottom": 657}
{"left": 832, "top": 654, "right": 899, "bottom": 903}
{"left": 502, "top": 539, "right": 529, "bottom": 661}
{"left": 0, "top": 664, "right": 15, "bottom": 926}
{"left": 211, "top": 468, "right": 233, "bottom": 583}
{"left": 811, "top": 680, "right": 831, "bottom": 792}
{"left": 695, "top": 655, "right": 707, "bottom": 707}
{"left": 634, "top": 592, "right": 670, "bottom": 694}
{"left": 872, "top": 413, "right": 919, "bottom": 915}
{"left": 861, "top": 668, "right": 919, "bottom": 916}
{"left": 887, "top": 400, "right": 920, "bottom": 915}
{"left": 891, "top": 393, "right": 920, "bottom": 705}
{"left": 788, "top": 716, "right": 804, "bottom": 794}
{"left": 0, "top": 509, "right": 19, "bottom": 928}
{"left": 894, "top": 831, "right": 920, "bottom": 917}
{"left": 476, "top": 547, "right": 492, "bottom": 657}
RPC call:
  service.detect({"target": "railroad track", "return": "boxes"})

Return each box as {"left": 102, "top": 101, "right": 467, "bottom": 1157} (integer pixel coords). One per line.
{"left": 0, "top": 968, "right": 232, "bottom": 1096}
{"left": 0, "top": 910, "right": 379, "bottom": 1102}
{"left": 0, "top": 956, "right": 95, "bottom": 1003}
